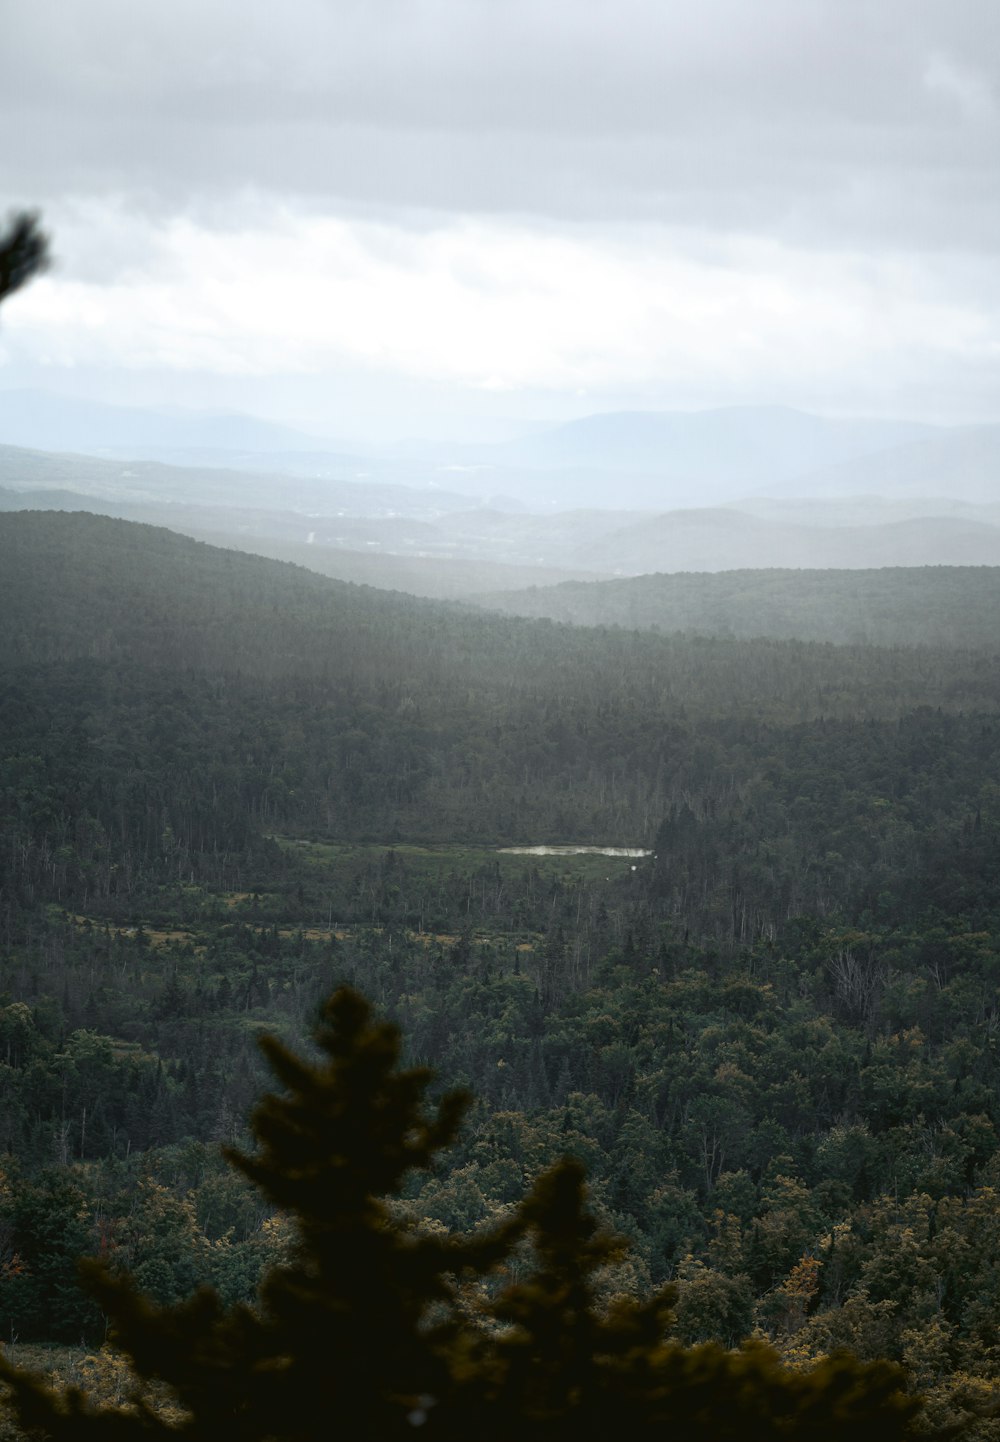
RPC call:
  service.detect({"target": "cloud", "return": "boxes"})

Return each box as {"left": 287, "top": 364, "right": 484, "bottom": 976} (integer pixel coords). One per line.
{"left": 2, "top": 1, "right": 1000, "bottom": 423}
{"left": 9, "top": 202, "right": 1000, "bottom": 411}
{"left": 3, "top": 1, "right": 999, "bottom": 246}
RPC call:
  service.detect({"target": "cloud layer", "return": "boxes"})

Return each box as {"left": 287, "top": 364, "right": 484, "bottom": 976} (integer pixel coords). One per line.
{"left": 3, "top": 0, "right": 1000, "bottom": 427}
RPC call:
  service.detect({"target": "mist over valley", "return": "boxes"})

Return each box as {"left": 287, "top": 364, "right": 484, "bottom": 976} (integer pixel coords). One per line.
{"left": 3, "top": 395, "right": 1000, "bottom": 601}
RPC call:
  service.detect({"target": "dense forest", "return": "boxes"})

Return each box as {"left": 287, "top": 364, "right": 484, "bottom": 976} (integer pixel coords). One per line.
{"left": 2, "top": 510, "right": 1000, "bottom": 1432}
{"left": 475, "top": 566, "right": 1000, "bottom": 648}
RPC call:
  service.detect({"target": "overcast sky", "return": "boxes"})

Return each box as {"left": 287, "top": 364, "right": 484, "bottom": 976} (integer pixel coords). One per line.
{"left": 2, "top": 0, "right": 1000, "bottom": 439}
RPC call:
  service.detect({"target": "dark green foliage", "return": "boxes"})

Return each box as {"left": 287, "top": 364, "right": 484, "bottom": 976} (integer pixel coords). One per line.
{"left": 0, "top": 213, "right": 49, "bottom": 307}
{"left": 2, "top": 513, "right": 999, "bottom": 933}
{"left": 0, "top": 1171, "right": 103, "bottom": 1342}
{"left": 3, "top": 512, "right": 1000, "bottom": 1427}
{"left": 0, "top": 991, "right": 925, "bottom": 1440}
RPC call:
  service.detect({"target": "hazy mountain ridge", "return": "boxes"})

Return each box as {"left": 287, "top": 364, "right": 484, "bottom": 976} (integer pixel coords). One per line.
{"left": 5, "top": 451, "right": 1000, "bottom": 589}
{"left": 0, "top": 442, "right": 478, "bottom": 519}
{"left": 733, "top": 494, "right": 1000, "bottom": 529}
{"left": 4, "top": 393, "right": 997, "bottom": 515}
{"left": 568, "top": 508, "right": 1000, "bottom": 573}
{"left": 4, "top": 395, "right": 1000, "bottom": 598}
{"left": 186, "top": 531, "right": 603, "bottom": 598}
{"left": 0, "top": 388, "right": 340, "bottom": 455}
{"left": 470, "top": 565, "right": 1000, "bottom": 648}
{"left": 775, "top": 423, "right": 1000, "bottom": 504}
{"left": 498, "top": 405, "right": 934, "bottom": 489}
{"left": 0, "top": 485, "right": 601, "bottom": 598}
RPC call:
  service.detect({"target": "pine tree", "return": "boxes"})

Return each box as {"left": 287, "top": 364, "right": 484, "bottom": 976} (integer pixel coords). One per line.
{"left": 0, "top": 990, "right": 512, "bottom": 1441}
{"left": 0, "top": 212, "right": 50, "bottom": 307}
{"left": 0, "top": 989, "right": 931, "bottom": 1441}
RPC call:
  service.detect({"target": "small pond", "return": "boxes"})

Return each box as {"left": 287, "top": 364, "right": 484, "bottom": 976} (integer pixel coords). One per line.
{"left": 497, "top": 845, "right": 652, "bottom": 858}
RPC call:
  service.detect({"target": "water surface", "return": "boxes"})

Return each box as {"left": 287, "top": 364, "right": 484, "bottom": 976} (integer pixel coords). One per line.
{"left": 498, "top": 845, "right": 652, "bottom": 858}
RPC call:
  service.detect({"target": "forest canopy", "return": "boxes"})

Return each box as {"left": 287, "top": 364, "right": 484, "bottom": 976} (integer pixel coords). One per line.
{"left": 0, "top": 989, "right": 928, "bottom": 1442}
{"left": 1, "top": 512, "right": 999, "bottom": 1436}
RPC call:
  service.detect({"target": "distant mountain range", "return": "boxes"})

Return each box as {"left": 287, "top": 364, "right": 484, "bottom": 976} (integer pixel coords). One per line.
{"left": 565, "top": 507, "right": 1000, "bottom": 573}
{"left": 771, "top": 424, "right": 1000, "bottom": 505}
{"left": 497, "top": 406, "right": 933, "bottom": 491}
{"left": 0, "top": 389, "right": 344, "bottom": 455}
{"left": 0, "top": 442, "right": 475, "bottom": 519}
{"left": 2, "top": 396, "right": 999, "bottom": 599}
{"left": 2, "top": 391, "right": 998, "bottom": 512}
{"left": 4, "top": 446, "right": 1000, "bottom": 585}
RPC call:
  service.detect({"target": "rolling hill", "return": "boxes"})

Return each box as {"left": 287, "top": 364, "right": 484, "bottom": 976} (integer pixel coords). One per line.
{"left": 471, "top": 565, "right": 1000, "bottom": 648}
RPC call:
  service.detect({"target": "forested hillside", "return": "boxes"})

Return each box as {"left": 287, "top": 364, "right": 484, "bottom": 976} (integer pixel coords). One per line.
{"left": 474, "top": 566, "right": 1000, "bottom": 648}
{"left": 2, "top": 511, "right": 1000, "bottom": 1431}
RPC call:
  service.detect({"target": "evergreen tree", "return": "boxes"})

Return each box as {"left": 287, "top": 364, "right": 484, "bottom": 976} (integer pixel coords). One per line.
{"left": 0, "top": 212, "right": 49, "bottom": 307}
{"left": 0, "top": 990, "right": 931, "bottom": 1440}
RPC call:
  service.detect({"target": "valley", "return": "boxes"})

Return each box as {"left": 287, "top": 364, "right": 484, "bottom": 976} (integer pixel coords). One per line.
{"left": 2, "top": 506, "right": 999, "bottom": 1433}
{"left": 5, "top": 3, "right": 1000, "bottom": 1431}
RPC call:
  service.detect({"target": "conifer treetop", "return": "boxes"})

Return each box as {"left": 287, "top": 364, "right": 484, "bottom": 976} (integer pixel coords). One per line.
{"left": 0, "top": 988, "right": 941, "bottom": 1442}
{"left": 0, "top": 212, "right": 50, "bottom": 308}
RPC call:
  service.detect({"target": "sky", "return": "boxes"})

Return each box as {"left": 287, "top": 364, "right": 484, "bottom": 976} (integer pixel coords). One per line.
{"left": 2, "top": 0, "right": 1000, "bottom": 442}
